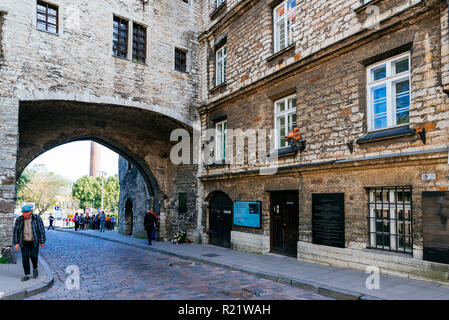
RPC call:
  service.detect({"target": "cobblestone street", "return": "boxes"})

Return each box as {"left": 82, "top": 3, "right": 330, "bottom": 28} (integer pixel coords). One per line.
{"left": 27, "top": 231, "right": 331, "bottom": 300}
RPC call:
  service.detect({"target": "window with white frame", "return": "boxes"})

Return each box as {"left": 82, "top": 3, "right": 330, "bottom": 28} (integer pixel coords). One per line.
{"left": 216, "top": 45, "right": 227, "bottom": 86}
{"left": 274, "top": 95, "right": 297, "bottom": 149}
{"left": 366, "top": 53, "right": 411, "bottom": 131}
{"left": 273, "top": 0, "right": 296, "bottom": 53}
{"left": 215, "top": 120, "right": 227, "bottom": 162}
{"left": 368, "top": 186, "right": 413, "bottom": 254}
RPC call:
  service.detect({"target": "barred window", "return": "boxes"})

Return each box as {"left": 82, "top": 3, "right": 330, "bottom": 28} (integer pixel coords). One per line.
{"left": 36, "top": 1, "right": 58, "bottom": 34}
{"left": 132, "top": 23, "right": 146, "bottom": 64}
{"left": 175, "top": 48, "right": 187, "bottom": 73}
{"left": 368, "top": 186, "right": 413, "bottom": 254}
{"left": 113, "top": 16, "right": 129, "bottom": 59}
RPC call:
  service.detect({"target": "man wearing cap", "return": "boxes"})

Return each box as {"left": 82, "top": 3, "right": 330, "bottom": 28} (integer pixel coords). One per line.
{"left": 13, "top": 205, "right": 46, "bottom": 281}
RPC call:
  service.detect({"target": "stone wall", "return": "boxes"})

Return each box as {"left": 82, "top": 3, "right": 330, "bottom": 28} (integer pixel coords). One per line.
{"left": 0, "top": 0, "right": 202, "bottom": 249}
{"left": 118, "top": 157, "right": 150, "bottom": 239}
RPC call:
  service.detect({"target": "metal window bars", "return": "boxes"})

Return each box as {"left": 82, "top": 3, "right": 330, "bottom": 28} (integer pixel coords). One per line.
{"left": 367, "top": 186, "right": 413, "bottom": 254}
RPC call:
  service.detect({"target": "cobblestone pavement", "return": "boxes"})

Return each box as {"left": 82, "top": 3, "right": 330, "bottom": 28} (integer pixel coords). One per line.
{"left": 27, "top": 231, "right": 332, "bottom": 300}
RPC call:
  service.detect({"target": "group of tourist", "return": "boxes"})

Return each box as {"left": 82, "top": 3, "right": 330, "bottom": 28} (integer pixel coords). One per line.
{"left": 73, "top": 211, "right": 116, "bottom": 232}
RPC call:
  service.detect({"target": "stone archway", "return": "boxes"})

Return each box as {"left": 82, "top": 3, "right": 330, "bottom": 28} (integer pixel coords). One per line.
{"left": 10, "top": 99, "right": 199, "bottom": 245}
{"left": 124, "top": 198, "right": 133, "bottom": 236}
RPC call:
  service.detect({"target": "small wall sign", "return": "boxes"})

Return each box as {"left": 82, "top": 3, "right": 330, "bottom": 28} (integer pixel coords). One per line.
{"left": 422, "top": 173, "right": 436, "bottom": 181}
{"left": 233, "top": 201, "right": 261, "bottom": 229}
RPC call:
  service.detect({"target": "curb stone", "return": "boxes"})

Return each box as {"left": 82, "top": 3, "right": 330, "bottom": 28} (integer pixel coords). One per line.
{"left": 55, "top": 228, "right": 382, "bottom": 300}
{"left": 1, "top": 255, "right": 54, "bottom": 300}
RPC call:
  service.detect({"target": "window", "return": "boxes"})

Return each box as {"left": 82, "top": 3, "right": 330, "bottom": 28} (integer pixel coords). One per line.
{"left": 132, "top": 23, "right": 146, "bottom": 63}
{"left": 216, "top": 45, "right": 227, "bottom": 86}
{"left": 368, "top": 186, "right": 413, "bottom": 254}
{"left": 178, "top": 192, "right": 187, "bottom": 213}
{"left": 273, "top": 0, "right": 296, "bottom": 53}
{"left": 175, "top": 48, "right": 187, "bottom": 73}
{"left": 274, "top": 95, "right": 297, "bottom": 149}
{"left": 215, "top": 120, "right": 227, "bottom": 162}
{"left": 367, "top": 53, "right": 411, "bottom": 131}
{"left": 113, "top": 16, "right": 129, "bottom": 59}
{"left": 36, "top": 1, "right": 58, "bottom": 34}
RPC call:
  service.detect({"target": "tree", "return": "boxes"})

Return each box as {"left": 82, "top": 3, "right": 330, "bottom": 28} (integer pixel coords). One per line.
{"left": 17, "top": 165, "right": 71, "bottom": 215}
{"left": 72, "top": 176, "right": 100, "bottom": 210}
{"left": 72, "top": 175, "right": 120, "bottom": 212}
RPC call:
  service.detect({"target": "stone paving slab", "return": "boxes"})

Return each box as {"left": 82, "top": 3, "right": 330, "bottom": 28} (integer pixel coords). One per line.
{"left": 0, "top": 253, "right": 54, "bottom": 300}
{"left": 55, "top": 228, "right": 449, "bottom": 300}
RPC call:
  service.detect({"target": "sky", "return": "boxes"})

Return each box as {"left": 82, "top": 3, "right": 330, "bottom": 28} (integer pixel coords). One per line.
{"left": 28, "top": 141, "right": 119, "bottom": 182}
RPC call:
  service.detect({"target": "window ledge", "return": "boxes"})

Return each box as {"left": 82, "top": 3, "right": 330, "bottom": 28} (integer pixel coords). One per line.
{"left": 210, "top": 1, "right": 227, "bottom": 20}
{"left": 112, "top": 54, "right": 130, "bottom": 61}
{"left": 266, "top": 146, "right": 297, "bottom": 158}
{"left": 204, "top": 159, "right": 227, "bottom": 169}
{"left": 354, "top": 0, "right": 382, "bottom": 14}
{"left": 209, "top": 81, "right": 227, "bottom": 93}
{"left": 37, "top": 28, "right": 59, "bottom": 36}
{"left": 357, "top": 126, "right": 416, "bottom": 144}
{"left": 266, "top": 43, "right": 296, "bottom": 62}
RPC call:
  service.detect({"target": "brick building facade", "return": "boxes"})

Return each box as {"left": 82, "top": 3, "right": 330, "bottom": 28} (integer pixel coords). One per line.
{"left": 1, "top": 0, "right": 449, "bottom": 283}
{"left": 197, "top": 0, "right": 449, "bottom": 282}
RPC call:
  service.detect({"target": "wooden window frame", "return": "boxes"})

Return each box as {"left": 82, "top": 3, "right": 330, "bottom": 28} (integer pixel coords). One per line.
{"left": 174, "top": 48, "right": 187, "bottom": 73}
{"left": 113, "top": 16, "right": 129, "bottom": 59}
{"left": 274, "top": 95, "right": 297, "bottom": 149}
{"left": 215, "top": 44, "right": 227, "bottom": 86}
{"left": 132, "top": 22, "right": 147, "bottom": 64}
{"left": 36, "top": 1, "right": 58, "bottom": 34}
{"left": 215, "top": 120, "right": 227, "bottom": 161}
{"left": 366, "top": 52, "right": 411, "bottom": 132}
{"left": 273, "top": 0, "right": 296, "bottom": 54}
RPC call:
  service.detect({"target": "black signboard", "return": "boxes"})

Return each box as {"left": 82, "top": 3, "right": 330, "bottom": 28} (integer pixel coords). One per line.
{"left": 312, "top": 193, "right": 345, "bottom": 248}
{"left": 423, "top": 191, "right": 449, "bottom": 264}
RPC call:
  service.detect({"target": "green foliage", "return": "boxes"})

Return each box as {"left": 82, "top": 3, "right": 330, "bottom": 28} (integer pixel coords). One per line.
{"left": 72, "top": 175, "right": 120, "bottom": 211}
{"left": 17, "top": 165, "right": 71, "bottom": 215}
{"left": 0, "top": 257, "right": 9, "bottom": 264}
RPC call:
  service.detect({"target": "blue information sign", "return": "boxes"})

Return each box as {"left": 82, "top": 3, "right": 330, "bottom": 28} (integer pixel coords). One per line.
{"left": 54, "top": 206, "right": 60, "bottom": 211}
{"left": 233, "top": 201, "right": 261, "bottom": 228}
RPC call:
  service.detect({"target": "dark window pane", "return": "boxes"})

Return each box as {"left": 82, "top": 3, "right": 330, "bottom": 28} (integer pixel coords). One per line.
{"left": 36, "top": 1, "right": 58, "bottom": 33}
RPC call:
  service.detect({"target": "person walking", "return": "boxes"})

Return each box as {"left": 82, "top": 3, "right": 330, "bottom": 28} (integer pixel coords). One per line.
{"left": 74, "top": 213, "right": 79, "bottom": 231}
{"left": 110, "top": 215, "right": 116, "bottom": 231}
{"left": 100, "top": 211, "right": 106, "bottom": 232}
{"left": 79, "top": 214, "right": 85, "bottom": 231}
{"left": 144, "top": 209, "right": 156, "bottom": 246}
{"left": 48, "top": 214, "right": 55, "bottom": 230}
{"left": 105, "top": 215, "right": 111, "bottom": 231}
{"left": 13, "top": 205, "right": 46, "bottom": 281}
{"left": 95, "top": 213, "right": 101, "bottom": 230}
{"left": 150, "top": 209, "right": 159, "bottom": 242}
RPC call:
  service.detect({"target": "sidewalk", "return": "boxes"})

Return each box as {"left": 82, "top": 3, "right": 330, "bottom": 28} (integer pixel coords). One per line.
{"left": 0, "top": 253, "right": 54, "bottom": 300}
{"left": 56, "top": 228, "right": 449, "bottom": 300}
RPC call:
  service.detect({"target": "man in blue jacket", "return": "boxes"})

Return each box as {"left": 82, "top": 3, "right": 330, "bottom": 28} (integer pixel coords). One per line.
{"left": 13, "top": 205, "right": 46, "bottom": 281}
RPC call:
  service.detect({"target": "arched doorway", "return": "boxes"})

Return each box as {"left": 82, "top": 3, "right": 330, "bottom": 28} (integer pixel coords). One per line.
{"left": 125, "top": 199, "right": 133, "bottom": 236}
{"left": 209, "top": 191, "right": 233, "bottom": 248}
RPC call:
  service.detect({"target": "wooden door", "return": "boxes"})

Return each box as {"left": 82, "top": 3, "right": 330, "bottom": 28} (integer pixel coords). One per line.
{"left": 271, "top": 191, "right": 299, "bottom": 257}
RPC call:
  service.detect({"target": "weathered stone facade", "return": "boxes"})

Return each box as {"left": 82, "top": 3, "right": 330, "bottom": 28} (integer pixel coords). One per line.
{"left": 2, "top": 0, "right": 449, "bottom": 284}
{"left": 0, "top": 0, "right": 202, "bottom": 248}
{"left": 198, "top": 0, "right": 449, "bottom": 282}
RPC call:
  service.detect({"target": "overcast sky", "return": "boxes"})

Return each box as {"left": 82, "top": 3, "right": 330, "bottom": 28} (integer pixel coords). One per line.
{"left": 28, "top": 141, "right": 119, "bottom": 182}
